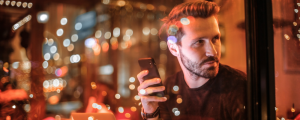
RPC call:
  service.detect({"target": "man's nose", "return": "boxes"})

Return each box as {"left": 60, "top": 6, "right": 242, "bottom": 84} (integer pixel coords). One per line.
{"left": 205, "top": 41, "right": 217, "bottom": 57}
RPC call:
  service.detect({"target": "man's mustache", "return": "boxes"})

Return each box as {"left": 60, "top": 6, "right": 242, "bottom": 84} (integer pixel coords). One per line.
{"left": 200, "top": 57, "right": 219, "bottom": 66}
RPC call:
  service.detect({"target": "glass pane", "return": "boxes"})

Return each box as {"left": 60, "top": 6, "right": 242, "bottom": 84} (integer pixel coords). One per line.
{"left": 272, "top": 0, "right": 300, "bottom": 119}
{"left": 0, "top": 0, "right": 247, "bottom": 119}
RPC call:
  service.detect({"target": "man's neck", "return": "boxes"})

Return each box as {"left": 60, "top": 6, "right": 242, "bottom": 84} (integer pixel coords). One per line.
{"left": 182, "top": 69, "right": 210, "bottom": 88}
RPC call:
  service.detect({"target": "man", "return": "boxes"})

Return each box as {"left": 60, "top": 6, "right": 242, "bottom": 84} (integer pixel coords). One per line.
{"left": 137, "top": 1, "right": 246, "bottom": 120}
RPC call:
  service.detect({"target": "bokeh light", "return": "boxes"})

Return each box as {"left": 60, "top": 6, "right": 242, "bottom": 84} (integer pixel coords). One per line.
{"left": 60, "top": 18, "right": 68, "bottom": 25}
{"left": 95, "top": 30, "right": 102, "bottom": 38}
{"left": 104, "top": 32, "right": 111, "bottom": 39}
{"left": 75, "top": 22, "right": 82, "bottom": 30}
{"left": 117, "top": 1, "right": 125, "bottom": 7}
{"left": 142, "top": 27, "right": 150, "bottom": 35}
{"left": 43, "top": 80, "right": 49, "bottom": 88}
{"left": 12, "top": 62, "right": 19, "bottom": 69}
{"left": 126, "top": 29, "right": 133, "bottom": 36}
{"left": 118, "top": 107, "right": 124, "bottom": 113}
{"left": 101, "top": 41, "right": 109, "bottom": 52}
{"left": 150, "top": 28, "right": 158, "bottom": 35}
{"left": 131, "top": 106, "right": 137, "bottom": 112}
{"left": 173, "top": 85, "right": 179, "bottom": 92}
{"left": 129, "top": 84, "right": 135, "bottom": 90}
{"left": 103, "top": 0, "right": 110, "bottom": 4}
{"left": 134, "top": 95, "right": 140, "bottom": 100}
{"left": 85, "top": 38, "right": 96, "bottom": 48}
{"left": 160, "top": 41, "right": 167, "bottom": 50}
{"left": 42, "top": 61, "right": 48, "bottom": 69}
{"left": 129, "top": 77, "right": 135, "bottom": 83}
{"left": 123, "top": 35, "right": 130, "bottom": 41}
{"left": 115, "top": 94, "right": 121, "bottom": 99}
{"left": 139, "top": 89, "right": 146, "bottom": 95}
{"left": 71, "top": 34, "right": 79, "bottom": 42}
{"left": 125, "top": 113, "right": 131, "bottom": 118}
{"left": 113, "top": 27, "right": 120, "bottom": 37}
{"left": 180, "top": 17, "right": 190, "bottom": 25}
{"left": 63, "top": 39, "right": 71, "bottom": 47}
{"left": 176, "top": 98, "right": 182, "bottom": 104}
{"left": 56, "top": 29, "right": 64, "bottom": 36}
{"left": 67, "top": 44, "right": 74, "bottom": 51}
{"left": 44, "top": 53, "right": 51, "bottom": 60}
{"left": 50, "top": 46, "right": 57, "bottom": 53}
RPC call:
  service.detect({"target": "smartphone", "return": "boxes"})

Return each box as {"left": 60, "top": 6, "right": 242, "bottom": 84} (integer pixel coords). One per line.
{"left": 138, "top": 57, "right": 164, "bottom": 97}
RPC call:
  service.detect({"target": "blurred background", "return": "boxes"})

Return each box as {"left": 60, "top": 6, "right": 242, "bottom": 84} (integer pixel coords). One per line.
{"left": 0, "top": 0, "right": 247, "bottom": 119}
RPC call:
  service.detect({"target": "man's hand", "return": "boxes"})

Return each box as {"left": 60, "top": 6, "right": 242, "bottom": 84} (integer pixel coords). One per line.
{"left": 137, "top": 70, "right": 167, "bottom": 114}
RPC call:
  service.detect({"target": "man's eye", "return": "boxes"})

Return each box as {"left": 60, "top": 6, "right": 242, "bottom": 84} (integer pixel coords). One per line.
{"left": 197, "top": 40, "right": 204, "bottom": 44}
{"left": 212, "top": 36, "right": 220, "bottom": 43}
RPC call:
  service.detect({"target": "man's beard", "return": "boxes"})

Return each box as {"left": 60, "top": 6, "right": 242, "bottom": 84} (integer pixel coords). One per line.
{"left": 179, "top": 49, "right": 219, "bottom": 79}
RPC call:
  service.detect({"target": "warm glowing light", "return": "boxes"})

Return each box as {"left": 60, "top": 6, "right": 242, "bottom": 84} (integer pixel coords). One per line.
{"left": 142, "top": 27, "right": 150, "bottom": 35}
{"left": 70, "top": 54, "right": 81, "bottom": 63}
{"left": 103, "top": 0, "right": 110, "bottom": 4}
{"left": 75, "top": 22, "right": 82, "bottom": 30}
{"left": 134, "top": 95, "right": 140, "bottom": 100}
{"left": 146, "top": 4, "right": 155, "bottom": 10}
{"left": 120, "top": 41, "right": 128, "bottom": 50}
{"left": 118, "top": 107, "right": 124, "bottom": 113}
{"left": 104, "top": 32, "right": 111, "bottom": 39}
{"left": 56, "top": 29, "right": 64, "bottom": 36}
{"left": 117, "top": 0, "right": 125, "bottom": 7}
{"left": 129, "top": 84, "right": 135, "bottom": 90}
{"left": 172, "top": 108, "right": 178, "bottom": 113}
{"left": 150, "top": 28, "right": 158, "bottom": 35}
{"left": 92, "top": 44, "right": 101, "bottom": 55}
{"left": 60, "top": 18, "right": 68, "bottom": 25}
{"left": 24, "top": 104, "right": 30, "bottom": 112}
{"left": 102, "top": 91, "right": 107, "bottom": 96}
{"left": 4, "top": 0, "right": 9, "bottom": 6}
{"left": 71, "top": 34, "right": 79, "bottom": 42}
{"left": 63, "top": 39, "right": 71, "bottom": 47}
{"left": 101, "top": 41, "right": 109, "bottom": 52}
{"left": 129, "top": 77, "right": 135, "bottom": 83}
{"left": 174, "top": 110, "right": 180, "bottom": 116}
{"left": 53, "top": 79, "right": 59, "bottom": 87}
{"left": 43, "top": 80, "right": 50, "bottom": 88}
{"left": 113, "top": 27, "right": 120, "bottom": 37}
{"left": 123, "top": 35, "right": 130, "bottom": 41}
{"left": 139, "top": 89, "right": 146, "bottom": 95}
{"left": 126, "top": 29, "right": 133, "bottom": 36}
{"left": 291, "top": 108, "right": 296, "bottom": 112}
{"left": 12, "top": 62, "right": 19, "bottom": 69}
{"left": 95, "top": 30, "right": 102, "bottom": 38}
{"left": 29, "top": 94, "right": 33, "bottom": 98}
{"left": 176, "top": 98, "right": 182, "bottom": 104}
{"left": 48, "top": 38, "right": 54, "bottom": 46}
{"left": 173, "top": 85, "right": 179, "bottom": 91}
{"left": 110, "top": 37, "right": 118, "bottom": 50}
{"left": 115, "top": 94, "right": 121, "bottom": 99}
{"left": 44, "top": 53, "right": 51, "bottom": 60}
{"left": 125, "top": 113, "right": 131, "bottom": 118}
{"left": 50, "top": 46, "right": 57, "bottom": 53}
{"left": 11, "top": 1, "right": 15, "bottom": 6}
{"left": 16, "top": 1, "right": 21, "bottom": 7}
{"left": 91, "top": 82, "right": 96, "bottom": 89}
{"left": 42, "top": 61, "right": 48, "bottom": 69}
{"left": 67, "top": 44, "right": 74, "bottom": 51}
{"left": 22, "top": 2, "right": 27, "bottom": 8}
{"left": 27, "top": 2, "right": 32, "bottom": 8}
{"left": 131, "top": 106, "right": 137, "bottom": 112}
{"left": 284, "top": 34, "right": 290, "bottom": 40}
{"left": 160, "top": 41, "right": 167, "bottom": 50}
{"left": 88, "top": 116, "right": 94, "bottom": 120}
{"left": 12, "top": 105, "right": 16, "bottom": 109}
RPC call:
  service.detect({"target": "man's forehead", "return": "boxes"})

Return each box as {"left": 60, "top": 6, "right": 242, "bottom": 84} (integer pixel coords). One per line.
{"left": 181, "top": 16, "right": 219, "bottom": 35}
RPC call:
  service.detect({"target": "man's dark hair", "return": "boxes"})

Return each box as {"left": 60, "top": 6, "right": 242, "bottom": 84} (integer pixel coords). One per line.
{"left": 159, "top": 1, "right": 220, "bottom": 44}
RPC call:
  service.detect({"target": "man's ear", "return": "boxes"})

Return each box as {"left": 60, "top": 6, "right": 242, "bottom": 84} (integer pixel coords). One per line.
{"left": 167, "top": 40, "right": 180, "bottom": 57}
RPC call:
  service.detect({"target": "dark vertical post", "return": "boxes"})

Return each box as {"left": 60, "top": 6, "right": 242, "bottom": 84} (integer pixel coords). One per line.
{"left": 245, "top": 0, "right": 276, "bottom": 120}
{"left": 28, "top": 1, "right": 46, "bottom": 120}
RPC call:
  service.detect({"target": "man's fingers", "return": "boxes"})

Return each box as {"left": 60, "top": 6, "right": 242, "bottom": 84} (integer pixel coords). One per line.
{"left": 138, "top": 86, "right": 165, "bottom": 96}
{"left": 137, "top": 70, "right": 148, "bottom": 84}
{"left": 141, "top": 96, "right": 167, "bottom": 102}
{"left": 137, "top": 78, "right": 161, "bottom": 91}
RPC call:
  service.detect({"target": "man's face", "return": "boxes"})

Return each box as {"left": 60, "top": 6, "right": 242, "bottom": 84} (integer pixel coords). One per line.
{"left": 178, "top": 16, "right": 221, "bottom": 79}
